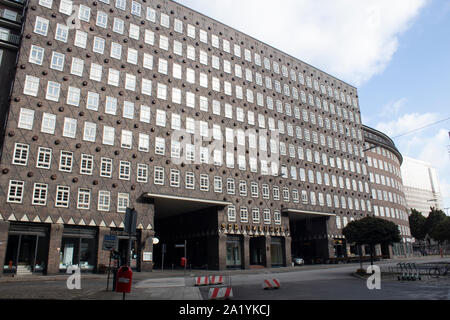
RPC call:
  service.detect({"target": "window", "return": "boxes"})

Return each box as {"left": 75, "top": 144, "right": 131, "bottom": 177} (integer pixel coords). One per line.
{"left": 39, "top": 0, "right": 53, "bottom": 9}
{"left": 59, "top": 0, "right": 72, "bottom": 15}
{"left": 50, "top": 51, "right": 65, "bottom": 71}
{"left": 59, "top": 151, "right": 73, "bottom": 172}
{"left": 12, "top": 143, "right": 29, "bottom": 166}
{"left": 23, "top": 76, "right": 40, "bottom": 97}
{"left": 100, "top": 158, "right": 113, "bottom": 178}
{"left": 46, "top": 81, "right": 60, "bottom": 101}
{"left": 55, "top": 24, "right": 69, "bottom": 42}
{"left": 74, "top": 30, "right": 87, "bottom": 48}
{"left": 252, "top": 208, "right": 260, "bottom": 223}
{"left": 137, "top": 163, "right": 148, "bottom": 183}
{"left": 117, "top": 193, "right": 129, "bottom": 213}
{"left": 7, "top": 180, "right": 25, "bottom": 203}
{"left": 67, "top": 86, "right": 80, "bottom": 106}
{"left": 90, "top": 63, "right": 103, "bottom": 82}
{"left": 36, "top": 147, "right": 52, "bottom": 169}
{"left": 228, "top": 206, "right": 236, "bottom": 222}
{"left": 96, "top": 11, "right": 108, "bottom": 28}
{"left": 77, "top": 188, "right": 90, "bottom": 210}
{"left": 156, "top": 109, "right": 166, "bottom": 127}
{"left": 170, "top": 169, "right": 180, "bottom": 187}
{"left": 93, "top": 36, "right": 105, "bottom": 54}
{"left": 103, "top": 126, "right": 115, "bottom": 146}
{"left": 154, "top": 167, "right": 164, "bottom": 185}
{"left": 70, "top": 58, "right": 84, "bottom": 77}
{"left": 82, "top": 122, "right": 96, "bottom": 142}
{"left": 155, "top": 137, "right": 165, "bottom": 155}
{"left": 200, "top": 174, "right": 209, "bottom": 191}
{"left": 119, "top": 161, "right": 131, "bottom": 180}
{"left": 29, "top": 45, "right": 45, "bottom": 65}
{"left": 113, "top": 18, "right": 124, "bottom": 34}
{"left": 240, "top": 207, "right": 248, "bottom": 223}
{"left": 63, "top": 118, "right": 77, "bottom": 138}
{"left": 18, "top": 108, "right": 35, "bottom": 130}
{"left": 121, "top": 130, "right": 133, "bottom": 149}
{"left": 55, "top": 186, "right": 70, "bottom": 207}
{"left": 263, "top": 209, "right": 271, "bottom": 224}
{"left": 105, "top": 97, "right": 117, "bottom": 115}
{"left": 80, "top": 154, "right": 94, "bottom": 175}
{"left": 185, "top": 172, "right": 195, "bottom": 189}
{"left": 98, "top": 190, "right": 110, "bottom": 211}
{"left": 34, "top": 16, "right": 49, "bottom": 36}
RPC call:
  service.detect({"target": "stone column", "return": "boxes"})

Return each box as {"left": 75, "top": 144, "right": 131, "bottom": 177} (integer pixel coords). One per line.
{"left": 0, "top": 221, "right": 10, "bottom": 277}
{"left": 140, "top": 229, "right": 154, "bottom": 272}
{"left": 265, "top": 235, "right": 271, "bottom": 268}
{"left": 97, "top": 226, "right": 110, "bottom": 272}
{"left": 243, "top": 235, "right": 250, "bottom": 269}
{"left": 217, "top": 233, "right": 227, "bottom": 270}
{"left": 47, "top": 224, "right": 64, "bottom": 275}
{"left": 284, "top": 236, "right": 292, "bottom": 267}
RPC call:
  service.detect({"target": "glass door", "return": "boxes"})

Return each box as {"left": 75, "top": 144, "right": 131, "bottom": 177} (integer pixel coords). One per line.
{"left": 226, "top": 237, "right": 242, "bottom": 268}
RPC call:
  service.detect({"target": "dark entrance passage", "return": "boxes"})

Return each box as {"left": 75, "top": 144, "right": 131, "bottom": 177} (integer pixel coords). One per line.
{"left": 286, "top": 209, "right": 335, "bottom": 265}
{"left": 249, "top": 236, "right": 265, "bottom": 266}
{"left": 144, "top": 194, "right": 230, "bottom": 270}
{"left": 3, "top": 223, "right": 49, "bottom": 274}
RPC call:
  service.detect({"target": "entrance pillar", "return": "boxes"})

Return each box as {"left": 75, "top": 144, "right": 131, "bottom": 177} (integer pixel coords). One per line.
{"left": 0, "top": 221, "right": 10, "bottom": 276}
{"left": 285, "top": 236, "right": 292, "bottom": 267}
{"left": 140, "top": 229, "right": 154, "bottom": 272}
{"left": 97, "top": 227, "right": 110, "bottom": 271}
{"left": 47, "top": 224, "right": 64, "bottom": 275}
{"left": 265, "top": 235, "right": 271, "bottom": 268}
{"left": 218, "top": 233, "right": 227, "bottom": 270}
{"left": 243, "top": 235, "right": 250, "bottom": 269}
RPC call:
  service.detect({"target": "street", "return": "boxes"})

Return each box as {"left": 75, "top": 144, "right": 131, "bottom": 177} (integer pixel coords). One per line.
{"left": 0, "top": 257, "right": 448, "bottom": 300}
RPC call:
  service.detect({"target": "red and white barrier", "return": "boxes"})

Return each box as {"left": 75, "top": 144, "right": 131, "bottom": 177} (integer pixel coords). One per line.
{"left": 194, "top": 276, "right": 209, "bottom": 286}
{"left": 209, "top": 275, "right": 224, "bottom": 285}
{"left": 263, "top": 278, "right": 281, "bottom": 289}
{"left": 208, "top": 287, "right": 233, "bottom": 300}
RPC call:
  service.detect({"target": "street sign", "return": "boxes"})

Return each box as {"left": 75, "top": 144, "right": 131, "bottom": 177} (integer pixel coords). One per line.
{"left": 102, "top": 235, "right": 118, "bottom": 251}
{"left": 175, "top": 244, "right": 185, "bottom": 248}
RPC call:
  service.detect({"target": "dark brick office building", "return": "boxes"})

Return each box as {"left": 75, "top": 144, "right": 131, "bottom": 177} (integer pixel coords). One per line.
{"left": 0, "top": 0, "right": 410, "bottom": 275}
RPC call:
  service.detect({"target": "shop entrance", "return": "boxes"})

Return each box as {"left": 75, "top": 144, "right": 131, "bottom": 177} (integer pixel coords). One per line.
{"left": 249, "top": 236, "right": 266, "bottom": 266}
{"left": 3, "top": 223, "right": 49, "bottom": 274}
{"left": 59, "top": 226, "right": 98, "bottom": 272}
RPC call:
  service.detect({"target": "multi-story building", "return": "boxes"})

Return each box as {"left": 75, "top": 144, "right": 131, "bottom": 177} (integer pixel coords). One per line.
{"left": 0, "top": 0, "right": 407, "bottom": 275}
{"left": 400, "top": 156, "right": 444, "bottom": 217}
{"left": 363, "top": 125, "right": 412, "bottom": 256}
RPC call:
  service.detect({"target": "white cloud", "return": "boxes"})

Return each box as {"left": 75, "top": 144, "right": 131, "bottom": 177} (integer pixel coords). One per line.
{"left": 375, "top": 112, "right": 438, "bottom": 138}
{"left": 381, "top": 98, "right": 408, "bottom": 117}
{"left": 180, "top": 0, "right": 428, "bottom": 85}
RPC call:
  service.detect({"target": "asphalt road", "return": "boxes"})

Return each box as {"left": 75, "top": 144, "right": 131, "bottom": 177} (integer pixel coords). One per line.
{"left": 0, "top": 257, "right": 448, "bottom": 300}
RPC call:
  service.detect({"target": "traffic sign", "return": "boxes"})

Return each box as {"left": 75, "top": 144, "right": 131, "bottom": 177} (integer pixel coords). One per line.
{"left": 102, "top": 235, "right": 118, "bottom": 251}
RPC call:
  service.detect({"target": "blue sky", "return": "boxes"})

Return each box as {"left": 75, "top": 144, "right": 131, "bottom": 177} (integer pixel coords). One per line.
{"left": 178, "top": 0, "right": 450, "bottom": 212}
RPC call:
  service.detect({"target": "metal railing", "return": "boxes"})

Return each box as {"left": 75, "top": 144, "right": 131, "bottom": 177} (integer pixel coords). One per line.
{"left": 0, "top": 8, "right": 22, "bottom": 23}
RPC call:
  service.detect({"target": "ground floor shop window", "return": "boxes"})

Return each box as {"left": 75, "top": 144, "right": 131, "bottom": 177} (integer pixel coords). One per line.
{"left": 59, "top": 227, "right": 97, "bottom": 272}
{"left": 226, "top": 236, "right": 242, "bottom": 268}
{"left": 270, "top": 237, "right": 284, "bottom": 266}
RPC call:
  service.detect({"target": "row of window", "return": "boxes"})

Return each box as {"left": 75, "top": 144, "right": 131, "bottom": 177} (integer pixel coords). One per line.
{"left": 373, "top": 205, "right": 408, "bottom": 222}
{"left": 367, "top": 154, "right": 402, "bottom": 179}
{"left": 369, "top": 171, "right": 403, "bottom": 193}
{"left": 371, "top": 187, "right": 406, "bottom": 208}
{"left": 227, "top": 206, "right": 281, "bottom": 225}
{"left": 7, "top": 179, "right": 129, "bottom": 212}
{"left": 36, "top": 0, "right": 359, "bottom": 112}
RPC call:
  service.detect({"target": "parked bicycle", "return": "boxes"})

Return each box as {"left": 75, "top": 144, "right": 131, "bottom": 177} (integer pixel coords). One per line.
{"left": 428, "top": 264, "right": 450, "bottom": 278}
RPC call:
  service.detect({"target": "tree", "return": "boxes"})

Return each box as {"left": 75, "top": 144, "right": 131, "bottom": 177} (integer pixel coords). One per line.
{"left": 409, "top": 209, "right": 427, "bottom": 252}
{"left": 430, "top": 216, "right": 450, "bottom": 245}
{"left": 409, "top": 209, "right": 427, "bottom": 241}
{"left": 426, "top": 207, "right": 447, "bottom": 243}
{"left": 343, "top": 216, "right": 401, "bottom": 265}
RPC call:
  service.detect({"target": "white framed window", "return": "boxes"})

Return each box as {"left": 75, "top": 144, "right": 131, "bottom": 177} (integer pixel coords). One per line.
{"left": 77, "top": 188, "right": 91, "bottom": 210}
{"left": 70, "top": 57, "right": 84, "bottom": 77}
{"left": 200, "top": 174, "right": 209, "bottom": 191}
{"left": 87, "top": 92, "right": 99, "bottom": 111}
{"left": 105, "top": 97, "right": 117, "bottom": 115}
{"left": 29, "top": 45, "right": 44, "bottom": 65}
{"left": 7, "top": 180, "right": 24, "bottom": 203}
{"left": 23, "top": 75, "right": 40, "bottom": 97}
{"left": 137, "top": 163, "right": 148, "bottom": 183}
{"left": 117, "top": 193, "right": 129, "bottom": 213}
{"left": 154, "top": 166, "right": 164, "bottom": 185}
{"left": 62, "top": 117, "right": 77, "bottom": 138}
{"left": 185, "top": 172, "right": 195, "bottom": 190}
{"left": 39, "top": 0, "right": 53, "bottom": 9}
{"left": 240, "top": 207, "right": 248, "bottom": 223}
{"left": 18, "top": 108, "right": 35, "bottom": 130}
{"left": 227, "top": 205, "right": 236, "bottom": 222}
{"left": 50, "top": 51, "right": 65, "bottom": 71}
{"left": 74, "top": 30, "right": 87, "bottom": 48}
{"left": 98, "top": 190, "right": 110, "bottom": 212}
{"left": 45, "top": 81, "right": 60, "bottom": 101}
{"left": 54, "top": 23, "right": 69, "bottom": 42}
{"left": 119, "top": 161, "right": 131, "bottom": 180}
{"left": 59, "top": 151, "right": 73, "bottom": 172}
{"left": 80, "top": 154, "right": 94, "bottom": 175}
{"left": 96, "top": 11, "right": 108, "bottom": 28}
{"left": 55, "top": 185, "right": 70, "bottom": 208}
{"left": 34, "top": 16, "right": 49, "bottom": 36}
{"left": 83, "top": 122, "right": 96, "bottom": 142}
{"left": 121, "top": 130, "right": 133, "bottom": 149}
{"left": 170, "top": 169, "right": 180, "bottom": 187}
{"left": 263, "top": 209, "right": 271, "bottom": 224}
{"left": 100, "top": 125, "right": 114, "bottom": 146}
{"left": 67, "top": 86, "right": 80, "bottom": 106}
{"left": 12, "top": 143, "right": 29, "bottom": 166}
{"left": 100, "top": 157, "right": 113, "bottom": 178}
{"left": 36, "top": 147, "right": 52, "bottom": 169}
